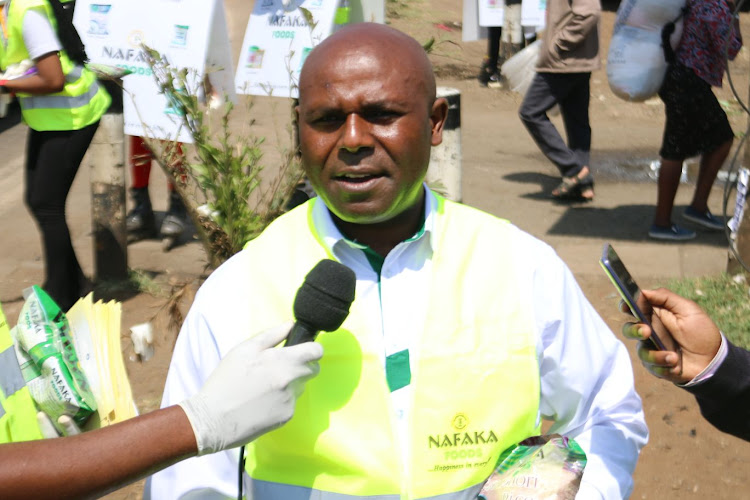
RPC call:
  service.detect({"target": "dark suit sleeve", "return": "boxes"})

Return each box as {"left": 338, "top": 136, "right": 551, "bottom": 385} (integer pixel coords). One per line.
{"left": 685, "top": 341, "right": 750, "bottom": 441}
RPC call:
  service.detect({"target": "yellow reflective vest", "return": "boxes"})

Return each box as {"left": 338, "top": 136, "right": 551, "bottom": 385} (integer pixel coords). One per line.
{"left": 0, "top": 303, "right": 43, "bottom": 444}
{"left": 241, "top": 194, "right": 541, "bottom": 499}
{"left": 0, "top": 0, "right": 110, "bottom": 131}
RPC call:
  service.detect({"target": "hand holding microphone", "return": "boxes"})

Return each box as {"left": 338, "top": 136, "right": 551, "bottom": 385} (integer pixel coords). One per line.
{"left": 178, "top": 323, "right": 323, "bottom": 455}
{"left": 180, "top": 260, "right": 355, "bottom": 455}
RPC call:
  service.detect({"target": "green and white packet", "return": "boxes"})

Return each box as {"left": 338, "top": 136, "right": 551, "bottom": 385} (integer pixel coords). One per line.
{"left": 13, "top": 286, "right": 96, "bottom": 431}
{"left": 478, "top": 435, "right": 587, "bottom": 500}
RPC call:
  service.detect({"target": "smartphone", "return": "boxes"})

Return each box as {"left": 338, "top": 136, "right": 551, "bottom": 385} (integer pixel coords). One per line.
{"left": 599, "top": 243, "right": 678, "bottom": 352}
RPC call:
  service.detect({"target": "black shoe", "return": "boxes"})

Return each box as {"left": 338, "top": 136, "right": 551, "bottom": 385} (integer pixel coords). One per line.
{"left": 478, "top": 59, "right": 503, "bottom": 88}
{"left": 161, "top": 191, "right": 188, "bottom": 237}
{"left": 126, "top": 187, "right": 157, "bottom": 238}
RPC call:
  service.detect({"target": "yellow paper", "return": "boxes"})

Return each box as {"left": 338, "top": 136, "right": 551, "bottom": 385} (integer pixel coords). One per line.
{"left": 67, "top": 294, "right": 137, "bottom": 428}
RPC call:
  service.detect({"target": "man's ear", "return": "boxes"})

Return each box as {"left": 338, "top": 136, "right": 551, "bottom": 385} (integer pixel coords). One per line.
{"left": 430, "top": 97, "right": 449, "bottom": 146}
{"left": 294, "top": 103, "right": 301, "bottom": 152}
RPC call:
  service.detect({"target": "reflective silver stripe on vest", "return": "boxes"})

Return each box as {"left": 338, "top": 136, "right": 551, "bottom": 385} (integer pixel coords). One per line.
{"left": 0, "top": 345, "right": 26, "bottom": 397}
{"left": 247, "top": 478, "right": 484, "bottom": 500}
{"left": 65, "top": 65, "right": 84, "bottom": 83}
{"left": 20, "top": 80, "right": 100, "bottom": 110}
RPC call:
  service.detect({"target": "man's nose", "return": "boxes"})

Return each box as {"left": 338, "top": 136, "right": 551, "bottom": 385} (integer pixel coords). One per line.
{"left": 340, "top": 114, "right": 373, "bottom": 153}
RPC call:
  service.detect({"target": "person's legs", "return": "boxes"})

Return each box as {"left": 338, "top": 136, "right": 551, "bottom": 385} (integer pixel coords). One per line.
{"left": 649, "top": 64, "right": 696, "bottom": 240}
{"left": 479, "top": 27, "right": 503, "bottom": 87}
{"left": 555, "top": 72, "right": 594, "bottom": 199}
{"left": 25, "top": 123, "right": 99, "bottom": 311}
{"left": 130, "top": 135, "right": 152, "bottom": 189}
{"left": 691, "top": 138, "right": 732, "bottom": 213}
{"left": 161, "top": 142, "right": 189, "bottom": 237}
{"left": 519, "top": 73, "right": 585, "bottom": 178}
{"left": 653, "top": 157, "right": 684, "bottom": 228}
{"left": 558, "top": 73, "right": 591, "bottom": 173}
{"left": 127, "top": 136, "right": 157, "bottom": 236}
{"left": 654, "top": 63, "right": 731, "bottom": 237}
{"left": 649, "top": 155, "right": 696, "bottom": 240}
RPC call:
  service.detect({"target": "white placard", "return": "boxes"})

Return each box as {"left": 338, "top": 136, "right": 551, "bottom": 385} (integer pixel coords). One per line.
{"left": 234, "top": 0, "right": 339, "bottom": 98}
{"left": 521, "top": 0, "right": 546, "bottom": 29}
{"left": 350, "top": 0, "right": 385, "bottom": 23}
{"left": 74, "top": 0, "right": 235, "bottom": 143}
{"left": 462, "top": 0, "right": 488, "bottom": 42}
{"left": 478, "top": 0, "right": 504, "bottom": 27}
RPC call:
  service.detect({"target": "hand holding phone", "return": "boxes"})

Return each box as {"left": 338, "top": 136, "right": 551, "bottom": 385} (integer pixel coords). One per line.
{"left": 599, "top": 243, "right": 680, "bottom": 354}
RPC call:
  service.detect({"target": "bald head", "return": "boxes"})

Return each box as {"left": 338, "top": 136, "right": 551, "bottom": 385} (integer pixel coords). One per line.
{"left": 299, "top": 23, "right": 436, "bottom": 106}
{"left": 294, "top": 22, "right": 448, "bottom": 240}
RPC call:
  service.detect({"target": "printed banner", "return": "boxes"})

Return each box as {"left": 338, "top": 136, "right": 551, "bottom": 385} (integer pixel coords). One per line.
{"left": 234, "top": 0, "right": 339, "bottom": 98}
{"left": 74, "top": 0, "right": 235, "bottom": 142}
{"left": 478, "top": 0, "right": 504, "bottom": 27}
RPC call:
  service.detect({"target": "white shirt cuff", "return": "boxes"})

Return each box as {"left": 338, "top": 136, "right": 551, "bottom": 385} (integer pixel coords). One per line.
{"left": 679, "top": 332, "right": 728, "bottom": 387}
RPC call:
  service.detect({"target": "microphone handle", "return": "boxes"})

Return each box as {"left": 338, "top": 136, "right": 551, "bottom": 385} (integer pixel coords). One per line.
{"left": 285, "top": 322, "right": 319, "bottom": 346}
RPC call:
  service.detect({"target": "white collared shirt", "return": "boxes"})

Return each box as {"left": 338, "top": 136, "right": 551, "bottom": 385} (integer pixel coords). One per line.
{"left": 148, "top": 189, "right": 648, "bottom": 500}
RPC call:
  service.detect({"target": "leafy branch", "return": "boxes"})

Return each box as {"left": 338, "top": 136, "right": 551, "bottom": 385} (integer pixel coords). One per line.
{"left": 142, "top": 47, "right": 304, "bottom": 267}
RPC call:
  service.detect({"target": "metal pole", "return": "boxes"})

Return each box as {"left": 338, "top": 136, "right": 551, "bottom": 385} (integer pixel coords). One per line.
{"left": 428, "top": 87, "right": 462, "bottom": 202}
{"left": 87, "top": 80, "right": 128, "bottom": 282}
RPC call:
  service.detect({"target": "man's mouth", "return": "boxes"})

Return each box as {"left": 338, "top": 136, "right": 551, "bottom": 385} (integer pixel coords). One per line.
{"left": 335, "top": 172, "right": 381, "bottom": 184}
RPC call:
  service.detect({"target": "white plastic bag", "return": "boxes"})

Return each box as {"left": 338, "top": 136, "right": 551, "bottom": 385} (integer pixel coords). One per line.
{"left": 607, "top": 0, "right": 685, "bottom": 102}
{"left": 501, "top": 39, "right": 541, "bottom": 96}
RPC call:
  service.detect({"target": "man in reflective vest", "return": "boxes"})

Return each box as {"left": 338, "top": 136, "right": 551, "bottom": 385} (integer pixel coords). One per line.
{"left": 0, "top": 304, "right": 43, "bottom": 444}
{"left": 149, "top": 23, "right": 648, "bottom": 500}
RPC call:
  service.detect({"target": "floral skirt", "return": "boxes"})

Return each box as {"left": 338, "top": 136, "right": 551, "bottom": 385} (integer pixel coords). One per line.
{"left": 658, "top": 63, "right": 734, "bottom": 160}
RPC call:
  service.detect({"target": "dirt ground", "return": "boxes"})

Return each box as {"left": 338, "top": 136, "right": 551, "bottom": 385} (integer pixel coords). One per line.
{"left": 2, "top": 0, "right": 750, "bottom": 498}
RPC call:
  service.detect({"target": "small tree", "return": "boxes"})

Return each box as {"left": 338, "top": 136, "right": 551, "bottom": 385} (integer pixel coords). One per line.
{"left": 141, "top": 48, "right": 304, "bottom": 267}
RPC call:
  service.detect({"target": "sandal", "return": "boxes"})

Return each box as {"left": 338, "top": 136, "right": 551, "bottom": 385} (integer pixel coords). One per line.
{"left": 551, "top": 170, "right": 595, "bottom": 201}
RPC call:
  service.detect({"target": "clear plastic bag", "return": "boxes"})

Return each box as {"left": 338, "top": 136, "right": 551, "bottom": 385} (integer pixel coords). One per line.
{"left": 501, "top": 40, "right": 541, "bottom": 96}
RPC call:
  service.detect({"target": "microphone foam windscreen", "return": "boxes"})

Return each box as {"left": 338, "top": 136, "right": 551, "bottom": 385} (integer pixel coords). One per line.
{"left": 293, "top": 259, "right": 356, "bottom": 332}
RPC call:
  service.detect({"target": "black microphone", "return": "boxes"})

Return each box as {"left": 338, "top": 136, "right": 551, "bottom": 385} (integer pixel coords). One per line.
{"left": 285, "top": 259, "right": 356, "bottom": 346}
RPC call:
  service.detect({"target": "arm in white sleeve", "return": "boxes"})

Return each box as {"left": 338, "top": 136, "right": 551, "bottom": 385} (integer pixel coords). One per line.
{"left": 22, "top": 8, "right": 62, "bottom": 60}
{"left": 532, "top": 249, "right": 648, "bottom": 499}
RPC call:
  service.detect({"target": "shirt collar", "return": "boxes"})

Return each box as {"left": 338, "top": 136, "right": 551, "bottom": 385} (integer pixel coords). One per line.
{"left": 311, "top": 184, "right": 438, "bottom": 257}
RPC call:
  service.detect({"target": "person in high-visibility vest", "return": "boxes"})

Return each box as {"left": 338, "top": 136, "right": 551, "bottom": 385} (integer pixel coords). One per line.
{"left": 149, "top": 23, "right": 648, "bottom": 500}
{"left": 0, "top": 0, "right": 110, "bottom": 312}
{"left": 0, "top": 323, "right": 322, "bottom": 499}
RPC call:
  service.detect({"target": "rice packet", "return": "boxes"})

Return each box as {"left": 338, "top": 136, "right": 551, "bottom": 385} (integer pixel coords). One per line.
{"left": 478, "top": 435, "right": 587, "bottom": 500}
{"left": 13, "top": 286, "right": 97, "bottom": 431}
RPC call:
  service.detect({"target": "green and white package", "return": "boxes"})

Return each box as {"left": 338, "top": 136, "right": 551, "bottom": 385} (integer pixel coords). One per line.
{"left": 13, "top": 286, "right": 96, "bottom": 429}
{"left": 478, "top": 435, "right": 587, "bottom": 500}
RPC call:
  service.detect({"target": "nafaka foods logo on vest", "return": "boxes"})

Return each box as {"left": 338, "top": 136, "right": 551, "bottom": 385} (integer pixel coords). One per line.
{"left": 427, "top": 413, "right": 499, "bottom": 448}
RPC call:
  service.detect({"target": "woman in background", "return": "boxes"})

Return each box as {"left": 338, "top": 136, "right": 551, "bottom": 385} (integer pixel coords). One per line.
{"left": 650, "top": 0, "right": 742, "bottom": 241}
{"left": 0, "top": 0, "right": 110, "bottom": 310}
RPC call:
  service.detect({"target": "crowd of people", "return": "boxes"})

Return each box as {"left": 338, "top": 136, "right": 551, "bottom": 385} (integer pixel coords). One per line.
{"left": 0, "top": 0, "right": 748, "bottom": 498}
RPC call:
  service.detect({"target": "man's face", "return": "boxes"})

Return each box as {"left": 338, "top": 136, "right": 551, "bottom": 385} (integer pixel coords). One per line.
{"left": 297, "top": 46, "right": 444, "bottom": 225}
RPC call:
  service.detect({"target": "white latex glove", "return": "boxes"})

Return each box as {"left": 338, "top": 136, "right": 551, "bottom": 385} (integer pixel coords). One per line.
{"left": 36, "top": 412, "right": 81, "bottom": 438}
{"left": 178, "top": 322, "right": 323, "bottom": 455}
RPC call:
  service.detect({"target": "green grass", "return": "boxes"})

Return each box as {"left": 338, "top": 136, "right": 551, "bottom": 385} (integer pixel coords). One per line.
{"left": 94, "top": 270, "right": 169, "bottom": 299}
{"left": 664, "top": 273, "right": 750, "bottom": 349}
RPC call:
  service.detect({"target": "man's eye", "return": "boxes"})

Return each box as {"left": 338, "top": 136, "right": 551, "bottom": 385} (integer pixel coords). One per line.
{"left": 366, "top": 110, "right": 399, "bottom": 122}
{"left": 314, "top": 114, "right": 343, "bottom": 124}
